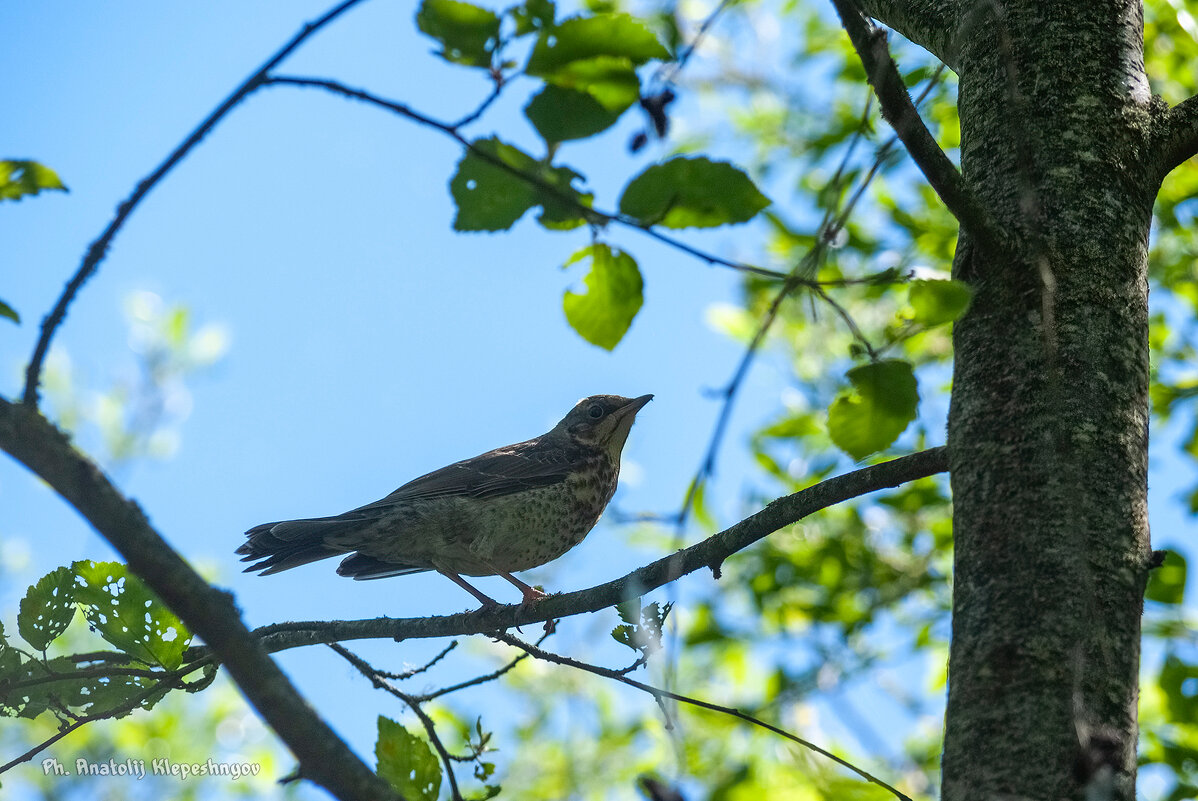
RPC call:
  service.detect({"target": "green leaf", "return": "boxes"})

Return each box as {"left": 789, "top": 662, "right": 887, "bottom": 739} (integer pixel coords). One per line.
{"left": 1147, "top": 551, "right": 1187, "bottom": 605}
{"left": 72, "top": 561, "right": 191, "bottom": 669}
{"left": 0, "top": 160, "right": 68, "bottom": 202}
{"left": 510, "top": 0, "right": 555, "bottom": 36}
{"left": 562, "top": 244, "right": 643, "bottom": 349}
{"left": 416, "top": 0, "right": 500, "bottom": 67}
{"left": 450, "top": 138, "right": 593, "bottom": 231}
{"left": 908, "top": 279, "right": 973, "bottom": 326}
{"left": 0, "top": 299, "right": 19, "bottom": 324}
{"left": 376, "top": 716, "right": 442, "bottom": 801}
{"left": 18, "top": 567, "right": 77, "bottom": 651}
{"left": 524, "top": 57, "right": 639, "bottom": 142}
{"left": 525, "top": 13, "right": 669, "bottom": 76}
{"left": 615, "top": 598, "right": 641, "bottom": 625}
{"left": 526, "top": 85, "right": 624, "bottom": 142}
{"left": 619, "top": 157, "right": 770, "bottom": 228}
{"left": 827, "top": 360, "right": 919, "bottom": 460}
{"left": 450, "top": 139, "right": 539, "bottom": 231}
{"left": 1160, "top": 654, "right": 1198, "bottom": 722}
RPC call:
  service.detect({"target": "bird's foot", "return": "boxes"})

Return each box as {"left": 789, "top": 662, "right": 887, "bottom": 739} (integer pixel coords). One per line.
{"left": 519, "top": 586, "right": 548, "bottom": 606}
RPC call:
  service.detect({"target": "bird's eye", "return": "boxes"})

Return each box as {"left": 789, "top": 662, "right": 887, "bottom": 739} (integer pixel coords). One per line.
{"left": 587, "top": 403, "right": 605, "bottom": 419}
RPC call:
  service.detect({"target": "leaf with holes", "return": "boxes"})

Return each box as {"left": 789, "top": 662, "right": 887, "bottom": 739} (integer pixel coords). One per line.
{"left": 18, "top": 566, "right": 77, "bottom": 651}
{"left": 450, "top": 138, "right": 593, "bottom": 231}
{"left": 827, "top": 360, "right": 919, "bottom": 460}
{"left": 0, "top": 160, "right": 67, "bottom": 202}
{"left": 619, "top": 157, "right": 770, "bottom": 228}
{"left": 416, "top": 0, "right": 500, "bottom": 67}
{"left": 376, "top": 716, "right": 441, "bottom": 801}
{"left": 562, "top": 244, "right": 643, "bottom": 350}
{"left": 72, "top": 561, "right": 191, "bottom": 669}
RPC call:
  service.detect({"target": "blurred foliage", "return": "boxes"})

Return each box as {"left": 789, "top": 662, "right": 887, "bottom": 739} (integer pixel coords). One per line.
{"left": 39, "top": 290, "right": 230, "bottom": 467}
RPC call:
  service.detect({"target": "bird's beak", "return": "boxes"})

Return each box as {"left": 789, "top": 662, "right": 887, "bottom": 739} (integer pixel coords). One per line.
{"left": 616, "top": 394, "right": 654, "bottom": 419}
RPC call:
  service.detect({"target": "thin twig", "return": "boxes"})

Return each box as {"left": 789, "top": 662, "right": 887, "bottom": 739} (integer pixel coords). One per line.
{"left": 329, "top": 644, "right": 464, "bottom": 801}
{"left": 415, "top": 631, "right": 550, "bottom": 702}
{"left": 492, "top": 632, "right": 914, "bottom": 801}
{"left": 374, "top": 641, "right": 458, "bottom": 681}
{"left": 450, "top": 74, "right": 505, "bottom": 130}
{"left": 21, "top": 0, "right": 373, "bottom": 407}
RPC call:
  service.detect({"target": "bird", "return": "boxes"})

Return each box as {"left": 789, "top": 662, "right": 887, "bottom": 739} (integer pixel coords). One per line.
{"left": 237, "top": 393, "right": 652, "bottom": 608}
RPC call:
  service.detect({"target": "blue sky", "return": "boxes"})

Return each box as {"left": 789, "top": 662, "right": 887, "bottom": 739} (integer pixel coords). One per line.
{"left": 1, "top": 1, "right": 796, "bottom": 796}
{"left": 4, "top": 2, "right": 1196, "bottom": 799}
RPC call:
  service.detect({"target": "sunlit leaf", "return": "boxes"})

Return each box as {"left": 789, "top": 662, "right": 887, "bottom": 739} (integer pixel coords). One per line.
{"left": 376, "top": 716, "right": 442, "bottom": 801}
{"left": 619, "top": 157, "right": 770, "bottom": 228}
{"left": 908, "top": 279, "right": 973, "bottom": 326}
{"left": 416, "top": 0, "right": 500, "bottom": 67}
{"left": 827, "top": 359, "right": 919, "bottom": 459}
{"left": 18, "top": 566, "right": 77, "bottom": 651}
{"left": 562, "top": 244, "right": 643, "bottom": 349}
{"left": 1147, "top": 551, "right": 1187, "bottom": 605}
{"left": 525, "top": 56, "right": 640, "bottom": 142}
{"left": 72, "top": 561, "right": 191, "bottom": 669}
{"left": 451, "top": 138, "right": 593, "bottom": 230}
{"left": 525, "top": 13, "right": 669, "bottom": 76}
{"left": 0, "top": 160, "right": 67, "bottom": 202}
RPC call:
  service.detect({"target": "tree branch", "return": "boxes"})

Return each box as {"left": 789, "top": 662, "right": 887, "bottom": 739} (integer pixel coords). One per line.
{"left": 1155, "top": 93, "right": 1198, "bottom": 181}
{"left": 21, "top": 0, "right": 372, "bottom": 407}
{"left": 829, "top": 0, "right": 1010, "bottom": 257}
{"left": 0, "top": 397, "right": 398, "bottom": 801}
{"left": 243, "top": 447, "right": 948, "bottom": 648}
{"left": 857, "top": 0, "right": 960, "bottom": 69}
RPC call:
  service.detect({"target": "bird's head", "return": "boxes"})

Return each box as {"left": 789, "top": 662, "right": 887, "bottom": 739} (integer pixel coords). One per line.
{"left": 554, "top": 394, "right": 653, "bottom": 457}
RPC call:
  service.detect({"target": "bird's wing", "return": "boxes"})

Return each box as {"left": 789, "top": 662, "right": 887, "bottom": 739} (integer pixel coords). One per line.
{"left": 351, "top": 439, "right": 584, "bottom": 511}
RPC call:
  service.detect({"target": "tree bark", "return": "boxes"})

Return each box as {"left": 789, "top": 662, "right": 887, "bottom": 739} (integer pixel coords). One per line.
{"left": 944, "top": 2, "right": 1156, "bottom": 800}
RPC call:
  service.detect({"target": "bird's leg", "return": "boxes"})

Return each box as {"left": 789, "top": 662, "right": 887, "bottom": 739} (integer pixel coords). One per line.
{"left": 491, "top": 568, "right": 548, "bottom": 605}
{"left": 437, "top": 569, "right": 501, "bottom": 609}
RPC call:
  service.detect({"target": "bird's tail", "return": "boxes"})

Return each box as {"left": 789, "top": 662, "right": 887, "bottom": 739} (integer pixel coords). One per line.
{"left": 237, "top": 517, "right": 350, "bottom": 575}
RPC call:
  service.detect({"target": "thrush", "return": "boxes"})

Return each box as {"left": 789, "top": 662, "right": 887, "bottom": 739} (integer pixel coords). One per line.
{"left": 237, "top": 394, "right": 652, "bottom": 607}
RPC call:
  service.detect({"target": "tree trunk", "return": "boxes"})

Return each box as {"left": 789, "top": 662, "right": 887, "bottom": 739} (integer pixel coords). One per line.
{"left": 944, "top": 2, "right": 1157, "bottom": 799}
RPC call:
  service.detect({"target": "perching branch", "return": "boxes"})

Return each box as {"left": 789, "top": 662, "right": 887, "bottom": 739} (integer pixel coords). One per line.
{"left": 21, "top": 0, "right": 372, "bottom": 407}
{"left": 1155, "top": 93, "right": 1198, "bottom": 181}
{"left": 492, "top": 632, "right": 914, "bottom": 801}
{"left": 0, "top": 396, "right": 398, "bottom": 801}
{"left": 830, "top": 0, "right": 1009, "bottom": 257}
{"left": 241, "top": 446, "right": 948, "bottom": 647}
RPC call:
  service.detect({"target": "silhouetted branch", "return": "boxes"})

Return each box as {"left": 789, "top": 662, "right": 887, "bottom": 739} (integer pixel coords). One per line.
{"left": 22, "top": 0, "right": 373, "bottom": 407}
{"left": 0, "top": 396, "right": 397, "bottom": 801}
